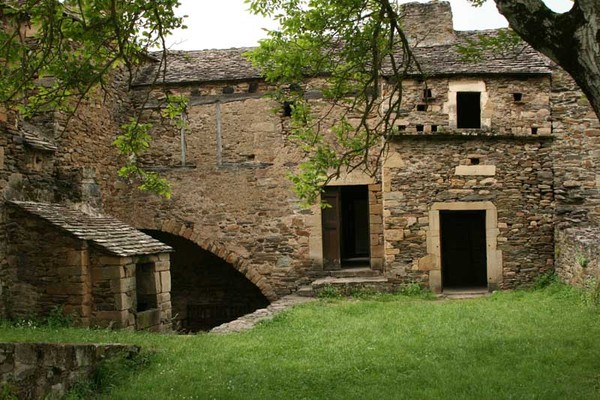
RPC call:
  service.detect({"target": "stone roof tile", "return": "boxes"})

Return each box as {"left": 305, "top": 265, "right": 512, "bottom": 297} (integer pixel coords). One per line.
{"left": 18, "top": 122, "right": 57, "bottom": 152}
{"left": 133, "top": 30, "right": 550, "bottom": 86}
{"left": 11, "top": 201, "right": 172, "bottom": 257}
{"left": 389, "top": 30, "right": 551, "bottom": 76}
{"left": 134, "top": 47, "right": 261, "bottom": 86}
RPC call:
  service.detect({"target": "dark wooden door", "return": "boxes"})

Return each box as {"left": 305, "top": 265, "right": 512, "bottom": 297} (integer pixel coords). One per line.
{"left": 322, "top": 187, "right": 341, "bottom": 269}
{"left": 440, "top": 210, "right": 487, "bottom": 288}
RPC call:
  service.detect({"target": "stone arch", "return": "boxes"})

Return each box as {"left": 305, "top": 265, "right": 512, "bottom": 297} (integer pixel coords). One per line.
{"left": 143, "top": 219, "right": 277, "bottom": 302}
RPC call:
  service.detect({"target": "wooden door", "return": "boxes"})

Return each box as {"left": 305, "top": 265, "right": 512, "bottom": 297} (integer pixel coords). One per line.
{"left": 441, "top": 210, "right": 487, "bottom": 288}
{"left": 322, "top": 187, "right": 341, "bottom": 269}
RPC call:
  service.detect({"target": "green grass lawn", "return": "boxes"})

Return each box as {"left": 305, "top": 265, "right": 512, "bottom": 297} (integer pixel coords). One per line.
{"left": 2, "top": 285, "right": 600, "bottom": 399}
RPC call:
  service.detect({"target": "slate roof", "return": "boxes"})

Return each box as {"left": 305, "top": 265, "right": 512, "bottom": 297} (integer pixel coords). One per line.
{"left": 134, "top": 47, "right": 261, "bottom": 86}
{"left": 11, "top": 201, "right": 172, "bottom": 257}
{"left": 389, "top": 31, "right": 551, "bottom": 77}
{"left": 18, "top": 122, "right": 57, "bottom": 152}
{"left": 133, "top": 30, "right": 550, "bottom": 86}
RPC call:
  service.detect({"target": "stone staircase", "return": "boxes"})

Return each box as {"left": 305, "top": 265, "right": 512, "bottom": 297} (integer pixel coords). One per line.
{"left": 297, "top": 267, "right": 393, "bottom": 297}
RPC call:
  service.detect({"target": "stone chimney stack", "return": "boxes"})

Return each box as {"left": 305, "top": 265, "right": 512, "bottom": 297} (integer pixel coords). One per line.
{"left": 399, "top": 1, "right": 455, "bottom": 47}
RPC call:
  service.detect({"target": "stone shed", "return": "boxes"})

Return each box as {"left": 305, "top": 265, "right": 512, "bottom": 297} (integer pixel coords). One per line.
{"left": 3, "top": 201, "right": 173, "bottom": 331}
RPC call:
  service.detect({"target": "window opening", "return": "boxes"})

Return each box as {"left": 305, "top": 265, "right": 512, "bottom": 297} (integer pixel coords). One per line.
{"left": 283, "top": 101, "right": 294, "bottom": 117}
{"left": 456, "top": 92, "right": 481, "bottom": 129}
{"left": 531, "top": 127, "right": 538, "bottom": 135}
{"left": 222, "top": 86, "right": 234, "bottom": 94}
{"left": 513, "top": 93, "right": 523, "bottom": 102}
{"left": 431, "top": 125, "right": 438, "bottom": 132}
{"left": 416, "top": 104, "right": 427, "bottom": 112}
{"left": 423, "top": 88, "right": 433, "bottom": 99}
{"left": 248, "top": 82, "right": 259, "bottom": 93}
{"left": 470, "top": 157, "right": 480, "bottom": 165}
{"left": 136, "top": 263, "right": 157, "bottom": 312}
{"left": 416, "top": 124, "right": 424, "bottom": 132}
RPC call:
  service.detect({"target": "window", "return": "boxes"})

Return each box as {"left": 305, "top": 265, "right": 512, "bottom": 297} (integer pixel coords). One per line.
{"left": 456, "top": 92, "right": 481, "bottom": 129}
{"left": 136, "top": 263, "right": 157, "bottom": 312}
{"left": 423, "top": 88, "right": 433, "bottom": 99}
{"left": 282, "top": 101, "right": 294, "bottom": 117}
{"left": 513, "top": 92, "right": 523, "bottom": 102}
{"left": 416, "top": 104, "right": 427, "bottom": 112}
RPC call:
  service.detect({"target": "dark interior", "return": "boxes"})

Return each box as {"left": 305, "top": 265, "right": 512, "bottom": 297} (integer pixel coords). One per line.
{"left": 457, "top": 91, "right": 481, "bottom": 129}
{"left": 340, "top": 185, "right": 370, "bottom": 267}
{"left": 440, "top": 210, "right": 487, "bottom": 289}
{"left": 143, "top": 230, "right": 269, "bottom": 332}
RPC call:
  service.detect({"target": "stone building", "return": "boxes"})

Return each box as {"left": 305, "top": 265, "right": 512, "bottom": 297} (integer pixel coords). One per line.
{"left": 0, "top": 1, "right": 598, "bottom": 331}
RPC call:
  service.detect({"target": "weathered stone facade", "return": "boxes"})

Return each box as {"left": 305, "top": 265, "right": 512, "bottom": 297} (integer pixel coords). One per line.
{"left": 555, "top": 227, "right": 600, "bottom": 289}
{"left": 0, "top": 1, "right": 599, "bottom": 327}
{"left": 0, "top": 342, "right": 139, "bottom": 399}
{"left": 4, "top": 202, "right": 172, "bottom": 330}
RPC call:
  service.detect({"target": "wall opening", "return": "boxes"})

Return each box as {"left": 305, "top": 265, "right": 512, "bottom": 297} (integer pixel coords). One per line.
{"left": 440, "top": 210, "right": 487, "bottom": 289}
{"left": 322, "top": 185, "right": 370, "bottom": 269}
{"left": 135, "top": 263, "right": 158, "bottom": 312}
{"left": 142, "top": 230, "right": 269, "bottom": 332}
{"left": 456, "top": 92, "right": 481, "bottom": 129}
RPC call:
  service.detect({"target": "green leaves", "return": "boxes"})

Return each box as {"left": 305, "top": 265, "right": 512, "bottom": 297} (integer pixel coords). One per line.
{"left": 247, "top": 0, "right": 413, "bottom": 206}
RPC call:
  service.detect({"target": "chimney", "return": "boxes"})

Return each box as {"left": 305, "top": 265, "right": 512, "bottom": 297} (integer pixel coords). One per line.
{"left": 399, "top": 1, "right": 455, "bottom": 47}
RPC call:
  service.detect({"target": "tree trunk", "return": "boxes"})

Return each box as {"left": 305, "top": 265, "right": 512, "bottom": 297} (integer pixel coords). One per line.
{"left": 494, "top": 0, "right": 600, "bottom": 121}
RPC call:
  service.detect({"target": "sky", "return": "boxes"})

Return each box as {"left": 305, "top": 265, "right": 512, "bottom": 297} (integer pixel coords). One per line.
{"left": 165, "top": 0, "right": 573, "bottom": 51}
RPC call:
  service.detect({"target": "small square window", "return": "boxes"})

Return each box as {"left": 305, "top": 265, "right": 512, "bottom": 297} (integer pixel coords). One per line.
{"left": 283, "top": 101, "right": 294, "bottom": 117}
{"left": 513, "top": 93, "right": 523, "bottom": 102}
{"left": 416, "top": 124, "right": 424, "bottom": 132}
{"left": 248, "top": 82, "right": 259, "bottom": 93}
{"left": 416, "top": 104, "right": 427, "bottom": 112}
{"left": 423, "top": 89, "right": 433, "bottom": 99}
{"left": 431, "top": 125, "right": 438, "bottom": 132}
{"left": 222, "top": 86, "right": 235, "bottom": 94}
{"left": 470, "top": 157, "right": 480, "bottom": 165}
{"left": 531, "top": 127, "right": 538, "bottom": 135}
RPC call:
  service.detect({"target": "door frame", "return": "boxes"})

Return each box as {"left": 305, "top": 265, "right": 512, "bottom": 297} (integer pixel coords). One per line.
{"left": 423, "top": 201, "right": 502, "bottom": 293}
{"left": 307, "top": 178, "right": 384, "bottom": 272}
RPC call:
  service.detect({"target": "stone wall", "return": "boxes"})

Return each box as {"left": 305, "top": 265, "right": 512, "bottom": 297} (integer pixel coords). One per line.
{"left": 89, "top": 252, "right": 171, "bottom": 331}
{"left": 383, "top": 75, "right": 552, "bottom": 136}
{"left": 3, "top": 206, "right": 171, "bottom": 331}
{"left": 3, "top": 206, "right": 92, "bottom": 322}
{"left": 0, "top": 342, "right": 139, "bottom": 400}
{"left": 555, "top": 227, "right": 600, "bottom": 288}
{"left": 106, "top": 82, "right": 316, "bottom": 299}
{"left": 550, "top": 67, "right": 600, "bottom": 225}
{"left": 383, "top": 136, "right": 555, "bottom": 290}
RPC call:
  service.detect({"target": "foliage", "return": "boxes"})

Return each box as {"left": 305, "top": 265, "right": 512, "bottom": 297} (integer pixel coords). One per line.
{"left": 576, "top": 253, "right": 589, "bottom": 268}
{"left": 531, "top": 271, "right": 559, "bottom": 290}
{"left": 65, "top": 351, "right": 154, "bottom": 399}
{"left": 247, "top": 0, "right": 420, "bottom": 205}
{"left": 46, "top": 305, "right": 75, "bottom": 328}
{"left": 1, "top": 287, "right": 599, "bottom": 399}
{"left": 456, "top": 28, "right": 524, "bottom": 61}
{"left": 0, "top": 384, "right": 18, "bottom": 400}
{"left": 0, "top": 0, "right": 187, "bottom": 198}
{"left": 316, "top": 284, "right": 342, "bottom": 299}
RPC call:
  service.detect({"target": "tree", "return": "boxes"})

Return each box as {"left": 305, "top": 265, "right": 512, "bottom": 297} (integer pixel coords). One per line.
{"left": 491, "top": 0, "right": 600, "bottom": 120}
{"left": 247, "top": 0, "right": 600, "bottom": 204}
{"left": 0, "top": 0, "right": 186, "bottom": 197}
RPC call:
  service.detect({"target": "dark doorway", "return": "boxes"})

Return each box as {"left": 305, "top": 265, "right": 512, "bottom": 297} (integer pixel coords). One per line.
{"left": 457, "top": 92, "right": 481, "bottom": 129}
{"left": 322, "top": 185, "right": 370, "bottom": 269}
{"left": 440, "top": 210, "right": 487, "bottom": 289}
{"left": 143, "top": 230, "right": 269, "bottom": 332}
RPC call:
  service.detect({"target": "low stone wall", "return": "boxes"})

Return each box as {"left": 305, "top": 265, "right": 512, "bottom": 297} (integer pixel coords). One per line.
{"left": 0, "top": 342, "right": 139, "bottom": 399}
{"left": 555, "top": 227, "right": 600, "bottom": 288}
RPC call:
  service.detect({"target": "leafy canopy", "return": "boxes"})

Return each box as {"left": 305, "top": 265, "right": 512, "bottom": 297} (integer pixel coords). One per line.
{"left": 0, "top": 0, "right": 187, "bottom": 197}
{"left": 247, "top": 0, "right": 422, "bottom": 206}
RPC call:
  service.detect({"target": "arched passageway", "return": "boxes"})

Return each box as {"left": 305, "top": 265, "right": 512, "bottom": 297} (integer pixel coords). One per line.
{"left": 143, "top": 230, "right": 270, "bottom": 332}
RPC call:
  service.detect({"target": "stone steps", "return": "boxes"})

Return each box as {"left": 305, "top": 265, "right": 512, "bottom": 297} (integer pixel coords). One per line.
{"left": 297, "top": 267, "right": 392, "bottom": 297}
